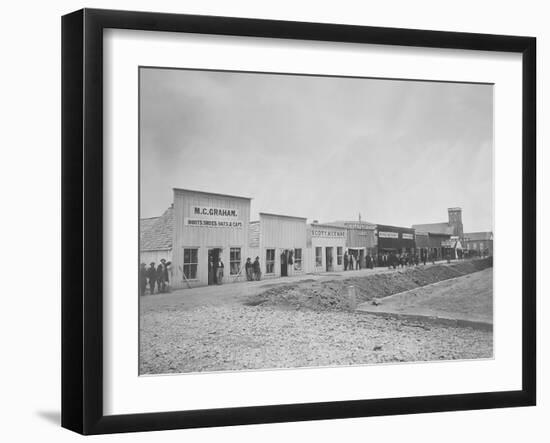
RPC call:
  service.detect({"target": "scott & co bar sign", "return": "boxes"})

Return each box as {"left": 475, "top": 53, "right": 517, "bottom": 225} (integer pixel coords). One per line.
{"left": 311, "top": 229, "right": 345, "bottom": 238}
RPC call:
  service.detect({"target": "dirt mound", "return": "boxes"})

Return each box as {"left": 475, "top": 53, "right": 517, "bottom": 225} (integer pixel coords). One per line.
{"left": 247, "top": 258, "right": 493, "bottom": 312}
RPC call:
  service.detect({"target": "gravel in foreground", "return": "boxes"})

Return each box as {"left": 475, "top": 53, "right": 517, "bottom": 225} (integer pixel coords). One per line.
{"left": 140, "top": 305, "right": 493, "bottom": 375}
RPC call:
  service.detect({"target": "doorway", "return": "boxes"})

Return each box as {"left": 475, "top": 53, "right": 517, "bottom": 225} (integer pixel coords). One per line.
{"left": 208, "top": 248, "right": 222, "bottom": 285}
{"left": 280, "top": 249, "right": 288, "bottom": 277}
{"left": 325, "top": 247, "right": 333, "bottom": 272}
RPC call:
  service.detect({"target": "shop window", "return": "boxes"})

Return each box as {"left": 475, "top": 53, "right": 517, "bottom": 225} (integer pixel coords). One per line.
{"left": 472, "top": 243, "right": 477, "bottom": 250}
{"left": 337, "top": 247, "right": 343, "bottom": 265}
{"left": 183, "top": 248, "right": 198, "bottom": 280}
{"left": 315, "top": 247, "right": 322, "bottom": 266}
{"left": 294, "top": 248, "right": 302, "bottom": 271}
{"left": 266, "top": 249, "right": 275, "bottom": 274}
{"left": 230, "top": 247, "right": 241, "bottom": 275}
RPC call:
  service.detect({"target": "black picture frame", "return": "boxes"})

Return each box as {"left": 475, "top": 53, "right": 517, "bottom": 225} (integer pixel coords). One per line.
{"left": 61, "top": 8, "right": 536, "bottom": 435}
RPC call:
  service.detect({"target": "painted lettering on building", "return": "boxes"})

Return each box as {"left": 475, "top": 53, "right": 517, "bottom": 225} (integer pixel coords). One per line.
{"left": 184, "top": 218, "right": 243, "bottom": 228}
{"left": 402, "top": 233, "right": 414, "bottom": 240}
{"left": 311, "top": 229, "right": 345, "bottom": 238}
{"left": 378, "top": 231, "right": 399, "bottom": 239}
{"left": 192, "top": 206, "right": 239, "bottom": 218}
{"left": 343, "top": 222, "right": 373, "bottom": 230}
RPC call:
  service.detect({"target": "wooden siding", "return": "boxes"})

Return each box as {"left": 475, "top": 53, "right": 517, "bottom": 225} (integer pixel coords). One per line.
{"left": 259, "top": 213, "right": 307, "bottom": 279}
{"left": 171, "top": 189, "right": 251, "bottom": 288}
{"left": 307, "top": 224, "right": 346, "bottom": 273}
{"left": 249, "top": 221, "right": 260, "bottom": 248}
{"left": 347, "top": 228, "right": 377, "bottom": 249}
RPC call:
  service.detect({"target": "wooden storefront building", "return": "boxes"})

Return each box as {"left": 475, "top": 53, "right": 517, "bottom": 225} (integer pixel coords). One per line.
{"left": 375, "top": 224, "right": 416, "bottom": 256}
{"left": 170, "top": 188, "right": 252, "bottom": 289}
{"left": 248, "top": 213, "right": 308, "bottom": 280}
{"left": 323, "top": 220, "right": 377, "bottom": 267}
{"left": 307, "top": 223, "right": 347, "bottom": 273}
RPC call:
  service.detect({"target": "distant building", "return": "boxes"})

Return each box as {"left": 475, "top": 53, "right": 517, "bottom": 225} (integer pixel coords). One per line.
{"left": 323, "top": 220, "right": 378, "bottom": 265}
{"left": 412, "top": 207, "right": 466, "bottom": 259}
{"left": 412, "top": 207, "right": 464, "bottom": 238}
{"left": 462, "top": 232, "right": 493, "bottom": 256}
{"left": 375, "top": 224, "right": 416, "bottom": 256}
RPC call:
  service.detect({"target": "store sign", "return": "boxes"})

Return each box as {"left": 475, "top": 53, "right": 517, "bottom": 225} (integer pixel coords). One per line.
{"left": 184, "top": 218, "right": 243, "bottom": 228}
{"left": 311, "top": 229, "right": 345, "bottom": 238}
{"left": 192, "top": 206, "right": 239, "bottom": 218}
{"left": 402, "top": 233, "right": 414, "bottom": 240}
{"left": 185, "top": 206, "right": 242, "bottom": 228}
{"left": 344, "top": 222, "right": 373, "bottom": 230}
{"left": 378, "top": 231, "right": 399, "bottom": 239}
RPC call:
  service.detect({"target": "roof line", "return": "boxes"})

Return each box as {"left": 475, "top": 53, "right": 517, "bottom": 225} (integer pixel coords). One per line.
{"left": 377, "top": 224, "right": 416, "bottom": 231}
{"left": 309, "top": 223, "right": 346, "bottom": 229}
{"left": 173, "top": 188, "right": 252, "bottom": 200}
{"left": 260, "top": 212, "right": 307, "bottom": 221}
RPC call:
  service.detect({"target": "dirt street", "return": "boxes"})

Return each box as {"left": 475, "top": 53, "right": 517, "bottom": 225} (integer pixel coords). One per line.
{"left": 140, "top": 260, "right": 493, "bottom": 374}
{"left": 140, "top": 304, "right": 493, "bottom": 374}
{"left": 357, "top": 268, "right": 493, "bottom": 325}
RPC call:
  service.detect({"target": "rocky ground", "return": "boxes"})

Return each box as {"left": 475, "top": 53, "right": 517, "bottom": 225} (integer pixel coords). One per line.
{"left": 140, "top": 261, "right": 494, "bottom": 375}
{"left": 140, "top": 304, "right": 492, "bottom": 374}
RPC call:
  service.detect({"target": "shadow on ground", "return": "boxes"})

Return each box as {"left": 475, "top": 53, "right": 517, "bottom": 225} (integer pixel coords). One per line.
{"left": 36, "top": 410, "right": 60, "bottom": 426}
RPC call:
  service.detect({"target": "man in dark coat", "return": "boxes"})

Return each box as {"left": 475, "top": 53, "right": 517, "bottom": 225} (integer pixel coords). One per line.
{"left": 147, "top": 262, "right": 156, "bottom": 294}
{"left": 343, "top": 252, "right": 349, "bottom": 271}
{"left": 156, "top": 263, "right": 165, "bottom": 293}
{"left": 139, "top": 263, "right": 147, "bottom": 296}
{"left": 245, "top": 257, "right": 253, "bottom": 281}
{"left": 253, "top": 256, "right": 261, "bottom": 281}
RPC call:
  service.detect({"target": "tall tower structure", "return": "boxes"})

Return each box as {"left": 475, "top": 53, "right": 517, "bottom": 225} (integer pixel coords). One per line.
{"left": 448, "top": 207, "right": 464, "bottom": 238}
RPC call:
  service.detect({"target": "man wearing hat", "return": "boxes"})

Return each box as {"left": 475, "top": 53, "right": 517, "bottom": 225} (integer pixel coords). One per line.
{"left": 245, "top": 257, "right": 253, "bottom": 281}
{"left": 253, "top": 256, "right": 261, "bottom": 281}
{"left": 147, "top": 262, "right": 157, "bottom": 294}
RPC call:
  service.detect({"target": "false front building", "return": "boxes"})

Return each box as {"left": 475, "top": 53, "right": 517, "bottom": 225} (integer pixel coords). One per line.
{"left": 307, "top": 223, "right": 347, "bottom": 273}
{"left": 375, "top": 224, "right": 416, "bottom": 256}
{"left": 170, "top": 188, "right": 252, "bottom": 288}
{"left": 248, "top": 213, "right": 308, "bottom": 279}
{"left": 323, "top": 220, "right": 377, "bottom": 267}
{"left": 462, "top": 231, "right": 493, "bottom": 257}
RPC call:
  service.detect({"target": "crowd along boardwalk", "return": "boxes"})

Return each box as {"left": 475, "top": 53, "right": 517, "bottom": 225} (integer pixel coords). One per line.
{"left": 139, "top": 188, "right": 491, "bottom": 289}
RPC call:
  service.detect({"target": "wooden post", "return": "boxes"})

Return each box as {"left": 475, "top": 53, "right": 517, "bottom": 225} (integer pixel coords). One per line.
{"left": 178, "top": 265, "right": 192, "bottom": 289}
{"left": 347, "top": 285, "right": 357, "bottom": 309}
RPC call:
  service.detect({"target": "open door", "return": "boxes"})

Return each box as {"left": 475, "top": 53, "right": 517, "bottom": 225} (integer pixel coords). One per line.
{"left": 208, "top": 248, "right": 221, "bottom": 285}
{"left": 325, "top": 247, "right": 333, "bottom": 272}
{"left": 280, "top": 250, "right": 288, "bottom": 277}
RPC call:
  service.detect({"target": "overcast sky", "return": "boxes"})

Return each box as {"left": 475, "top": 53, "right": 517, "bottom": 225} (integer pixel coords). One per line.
{"left": 140, "top": 67, "right": 493, "bottom": 232}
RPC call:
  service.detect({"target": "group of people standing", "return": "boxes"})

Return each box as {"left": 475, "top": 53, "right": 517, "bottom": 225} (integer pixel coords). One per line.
{"left": 378, "top": 252, "right": 431, "bottom": 269}
{"left": 343, "top": 251, "right": 375, "bottom": 271}
{"left": 342, "top": 251, "right": 438, "bottom": 271}
{"left": 245, "top": 256, "right": 262, "bottom": 281}
{"left": 139, "top": 259, "right": 171, "bottom": 296}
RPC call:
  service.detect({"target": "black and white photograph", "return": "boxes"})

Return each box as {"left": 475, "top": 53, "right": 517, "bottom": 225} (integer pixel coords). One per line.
{"left": 138, "top": 67, "right": 494, "bottom": 375}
